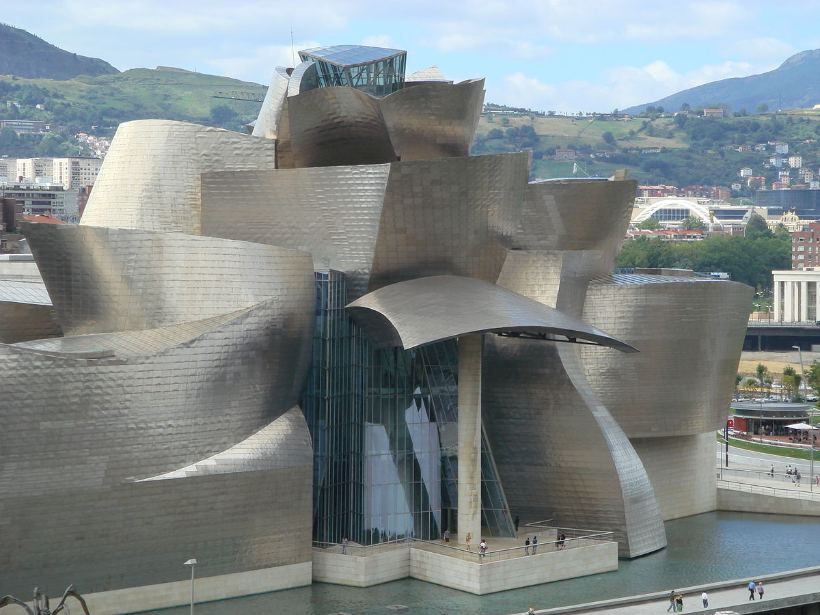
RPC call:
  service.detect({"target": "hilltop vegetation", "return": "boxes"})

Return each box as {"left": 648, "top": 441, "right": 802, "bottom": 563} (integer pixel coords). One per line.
{"left": 0, "top": 22, "right": 117, "bottom": 79}
{"left": 473, "top": 110, "right": 820, "bottom": 186}
{"left": 0, "top": 68, "right": 267, "bottom": 154}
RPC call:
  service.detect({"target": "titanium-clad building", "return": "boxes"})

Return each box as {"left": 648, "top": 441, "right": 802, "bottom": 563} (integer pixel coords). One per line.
{"left": 0, "top": 44, "right": 751, "bottom": 605}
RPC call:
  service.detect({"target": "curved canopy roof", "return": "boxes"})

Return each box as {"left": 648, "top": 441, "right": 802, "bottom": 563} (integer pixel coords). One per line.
{"left": 347, "top": 275, "right": 637, "bottom": 352}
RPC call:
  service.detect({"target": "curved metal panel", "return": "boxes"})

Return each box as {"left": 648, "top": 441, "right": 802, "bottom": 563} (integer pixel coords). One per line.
{"left": 580, "top": 274, "right": 752, "bottom": 437}
{"left": 24, "top": 223, "right": 312, "bottom": 335}
{"left": 80, "top": 120, "right": 278, "bottom": 233}
{"left": 0, "top": 230, "right": 315, "bottom": 595}
{"left": 631, "top": 433, "right": 718, "bottom": 521}
{"left": 516, "top": 178, "right": 637, "bottom": 254}
{"left": 0, "top": 278, "right": 60, "bottom": 342}
{"left": 369, "top": 153, "right": 530, "bottom": 290}
{"left": 347, "top": 275, "right": 636, "bottom": 351}
{"left": 139, "top": 406, "right": 313, "bottom": 480}
{"left": 201, "top": 163, "right": 392, "bottom": 298}
{"left": 482, "top": 178, "right": 666, "bottom": 558}
{"left": 380, "top": 79, "right": 485, "bottom": 161}
{"left": 252, "top": 66, "right": 292, "bottom": 139}
{"left": 281, "top": 86, "right": 397, "bottom": 168}
{"left": 287, "top": 61, "right": 319, "bottom": 97}
{"left": 201, "top": 152, "right": 530, "bottom": 300}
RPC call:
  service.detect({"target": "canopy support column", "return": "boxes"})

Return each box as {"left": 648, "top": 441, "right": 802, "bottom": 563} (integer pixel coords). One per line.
{"left": 457, "top": 334, "right": 483, "bottom": 547}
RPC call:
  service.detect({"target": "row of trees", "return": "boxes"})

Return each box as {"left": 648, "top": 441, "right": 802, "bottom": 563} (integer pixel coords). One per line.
{"left": 617, "top": 216, "right": 790, "bottom": 291}
{"left": 740, "top": 362, "right": 820, "bottom": 402}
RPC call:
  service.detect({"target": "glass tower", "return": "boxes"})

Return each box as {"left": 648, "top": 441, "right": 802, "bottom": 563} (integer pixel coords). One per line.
{"left": 302, "top": 270, "right": 515, "bottom": 545}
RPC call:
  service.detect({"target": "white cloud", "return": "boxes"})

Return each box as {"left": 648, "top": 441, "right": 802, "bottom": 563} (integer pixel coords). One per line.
{"left": 497, "top": 58, "right": 769, "bottom": 113}
{"left": 361, "top": 34, "right": 395, "bottom": 48}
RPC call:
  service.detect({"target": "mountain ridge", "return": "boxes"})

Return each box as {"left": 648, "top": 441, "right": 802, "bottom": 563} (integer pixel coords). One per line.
{"left": 0, "top": 22, "right": 118, "bottom": 80}
{"left": 625, "top": 49, "right": 820, "bottom": 114}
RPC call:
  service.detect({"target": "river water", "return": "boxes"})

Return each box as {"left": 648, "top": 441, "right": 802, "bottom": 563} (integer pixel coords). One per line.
{"left": 148, "top": 511, "right": 820, "bottom": 615}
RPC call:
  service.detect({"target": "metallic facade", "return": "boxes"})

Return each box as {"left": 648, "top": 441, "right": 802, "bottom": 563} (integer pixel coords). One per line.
{"left": 0, "top": 226, "right": 315, "bottom": 596}
{"left": 1, "top": 41, "right": 753, "bottom": 598}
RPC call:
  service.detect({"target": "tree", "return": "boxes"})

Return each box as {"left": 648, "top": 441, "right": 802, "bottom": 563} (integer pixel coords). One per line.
{"left": 487, "top": 128, "right": 503, "bottom": 139}
{"left": 674, "top": 114, "right": 688, "bottom": 128}
{"left": 745, "top": 214, "right": 772, "bottom": 239}
{"left": 756, "top": 103, "right": 769, "bottom": 114}
{"left": 602, "top": 131, "right": 616, "bottom": 145}
{"left": 209, "top": 104, "right": 239, "bottom": 128}
{"left": 637, "top": 217, "right": 661, "bottom": 230}
{"left": 807, "top": 362, "right": 820, "bottom": 399}
{"left": 756, "top": 363, "right": 769, "bottom": 397}
{"left": 681, "top": 215, "right": 706, "bottom": 231}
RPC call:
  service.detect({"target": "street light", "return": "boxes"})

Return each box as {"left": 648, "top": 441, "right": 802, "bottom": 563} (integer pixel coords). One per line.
{"left": 792, "top": 345, "right": 807, "bottom": 399}
{"left": 183, "top": 558, "right": 197, "bottom": 615}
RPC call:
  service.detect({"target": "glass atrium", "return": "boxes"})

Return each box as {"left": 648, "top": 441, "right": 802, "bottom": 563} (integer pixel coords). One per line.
{"left": 301, "top": 271, "right": 514, "bottom": 546}
{"left": 298, "top": 45, "right": 407, "bottom": 97}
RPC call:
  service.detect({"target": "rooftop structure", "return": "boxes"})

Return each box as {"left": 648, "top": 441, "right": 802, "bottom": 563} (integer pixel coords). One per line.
{"left": 298, "top": 44, "right": 407, "bottom": 96}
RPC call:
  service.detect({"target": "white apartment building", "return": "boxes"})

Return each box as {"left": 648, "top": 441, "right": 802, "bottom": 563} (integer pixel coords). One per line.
{"left": 52, "top": 157, "right": 102, "bottom": 190}
{"left": 16, "top": 158, "right": 53, "bottom": 183}
{"left": 0, "top": 184, "right": 77, "bottom": 220}
{"left": 739, "top": 167, "right": 753, "bottom": 177}
{"left": 0, "top": 157, "right": 17, "bottom": 181}
{"left": 788, "top": 155, "right": 803, "bottom": 169}
{"left": 773, "top": 269, "right": 820, "bottom": 322}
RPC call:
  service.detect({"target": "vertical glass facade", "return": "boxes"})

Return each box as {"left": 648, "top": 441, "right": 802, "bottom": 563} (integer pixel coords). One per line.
{"left": 298, "top": 48, "right": 407, "bottom": 97}
{"left": 302, "top": 271, "right": 514, "bottom": 545}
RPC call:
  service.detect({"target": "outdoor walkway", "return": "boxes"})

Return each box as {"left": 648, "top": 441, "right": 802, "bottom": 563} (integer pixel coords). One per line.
{"left": 527, "top": 566, "right": 820, "bottom": 614}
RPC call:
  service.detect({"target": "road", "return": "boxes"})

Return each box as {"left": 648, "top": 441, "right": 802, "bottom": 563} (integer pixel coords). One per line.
{"left": 715, "top": 442, "right": 820, "bottom": 491}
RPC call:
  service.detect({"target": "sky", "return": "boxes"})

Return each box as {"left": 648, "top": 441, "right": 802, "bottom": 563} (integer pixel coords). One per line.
{"left": 6, "top": 0, "right": 820, "bottom": 112}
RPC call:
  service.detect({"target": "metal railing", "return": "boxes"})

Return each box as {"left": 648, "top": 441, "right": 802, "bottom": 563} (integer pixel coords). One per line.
{"left": 313, "top": 526, "right": 615, "bottom": 564}
{"left": 312, "top": 537, "right": 409, "bottom": 556}
{"left": 718, "top": 478, "right": 820, "bottom": 501}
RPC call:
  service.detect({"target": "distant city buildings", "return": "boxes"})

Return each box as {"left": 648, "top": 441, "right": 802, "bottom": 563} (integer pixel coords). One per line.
{"left": 0, "top": 119, "right": 48, "bottom": 134}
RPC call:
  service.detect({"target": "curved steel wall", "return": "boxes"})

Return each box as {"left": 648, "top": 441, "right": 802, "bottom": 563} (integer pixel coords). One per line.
{"left": 483, "top": 178, "right": 668, "bottom": 558}
{"left": 200, "top": 152, "right": 529, "bottom": 299}
{"left": 379, "top": 79, "right": 485, "bottom": 161}
{"left": 0, "top": 279, "right": 60, "bottom": 342}
{"left": 0, "top": 227, "right": 315, "bottom": 595}
{"left": 80, "top": 120, "right": 278, "bottom": 233}
{"left": 580, "top": 274, "right": 752, "bottom": 438}
{"left": 252, "top": 66, "right": 292, "bottom": 140}
{"left": 280, "top": 87, "right": 398, "bottom": 168}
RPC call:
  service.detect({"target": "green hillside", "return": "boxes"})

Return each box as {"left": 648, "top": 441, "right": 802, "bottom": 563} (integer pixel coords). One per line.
{"left": 473, "top": 110, "right": 820, "bottom": 187}
{"left": 0, "top": 67, "right": 266, "bottom": 143}
{"left": 0, "top": 22, "right": 118, "bottom": 79}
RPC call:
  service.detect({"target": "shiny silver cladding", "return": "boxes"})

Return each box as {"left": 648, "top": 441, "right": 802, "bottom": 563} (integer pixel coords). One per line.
{"left": 0, "top": 227, "right": 315, "bottom": 595}
{"left": 201, "top": 152, "right": 529, "bottom": 299}
{"left": 483, "top": 178, "right": 668, "bottom": 558}
{"left": 0, "top": 278, "right": 61, "bottom": 342}
{"left": 347, "top": 274, "right": 636, "bottom": 351}
{"left": 580, "top": 273, "right": 752, "bottom": 437}
{"left": 80, "top": 120, "right": 278, "bottom": 233}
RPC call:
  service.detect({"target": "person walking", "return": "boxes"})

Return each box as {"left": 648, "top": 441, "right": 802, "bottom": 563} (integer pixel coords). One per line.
{"left": 532, "top": 535, "right": 538, "bottom": 555}
{"left": 479, "top": 538, "right": 487, "bottom": 558}
{"left": 558, "top": 533, "right": 566, "bottom": 550}
{"left": 525, "top": 537, "right": 530, "bottom": 555}
{"left": 769, "top": 464, "right": 775, "bottom": 477}
{"left": 757, "top": 580, "right": 764, "bottom": 599}
{"left": 514, "top": 515, "right": 520, "bottom": 532}
{"left": 666, "top": 590, "right": 676, "bottom": 613}
{"left": 701, "top": 591, "right": 709, "bottom": 608}
{"left": 527, "top": 608, "right": 535, "bottom": 615}
{"left": 342, "top": 537, "right": 348, "bottom": 555}
{"left": 443, "top": 529, "right": 450, "bottom": 543}
{"left": 465, "top": 532, "right": 472, "bottom": 550}
{"left": 674, "top": 592, "right": 683, "bottom": 612}
{"left": 748, "top": 580, "right": 756, "bottom": 600}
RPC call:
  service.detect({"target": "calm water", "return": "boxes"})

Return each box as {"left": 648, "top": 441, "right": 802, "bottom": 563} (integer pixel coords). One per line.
{"left": 149, "top": 512, "right": 820, "bottom": 615}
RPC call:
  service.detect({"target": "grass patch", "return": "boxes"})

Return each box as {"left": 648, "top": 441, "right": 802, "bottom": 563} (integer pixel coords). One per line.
{"left": 727, "top": 436, "right": 820, "bottom": 461}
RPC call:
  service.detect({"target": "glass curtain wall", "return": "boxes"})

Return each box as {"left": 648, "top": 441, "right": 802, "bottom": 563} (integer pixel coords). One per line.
{"left": 303, "top": 270, "right": 514, "bottom": 546}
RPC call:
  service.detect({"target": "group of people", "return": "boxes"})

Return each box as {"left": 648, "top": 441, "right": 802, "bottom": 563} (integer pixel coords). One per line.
{"left": 523, "top": 533, "right": 566, "bottom": 555}
{"left": 748, "top": 580, "right": 765, "bottom": 600}
{"left": 786, "top": 464, "right": 802, "bottom": 484}
{"left": 666, "top": 580, "right": 764, "bottom": 611}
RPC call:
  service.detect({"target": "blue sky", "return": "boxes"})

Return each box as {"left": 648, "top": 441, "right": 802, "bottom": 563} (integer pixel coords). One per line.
{"left": 8, "top": 0, "right": 820, "bottom": 112}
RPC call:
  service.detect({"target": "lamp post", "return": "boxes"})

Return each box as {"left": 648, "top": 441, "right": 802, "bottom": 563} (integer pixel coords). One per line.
{"left": 792, "top": 345, "right": 807, "bottom": 400}
{"left": 183, "top": 558, "right": 197, "bottom": 615}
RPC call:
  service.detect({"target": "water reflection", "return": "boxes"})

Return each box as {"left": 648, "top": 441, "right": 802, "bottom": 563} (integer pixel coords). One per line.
{"left": 149, "top": 512, "right": 820, "bottom": 615}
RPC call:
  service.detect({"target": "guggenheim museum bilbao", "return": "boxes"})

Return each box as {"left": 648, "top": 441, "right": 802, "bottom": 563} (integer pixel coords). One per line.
{"left": 1, "top": 45, "right": 751, "bottom": 604}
